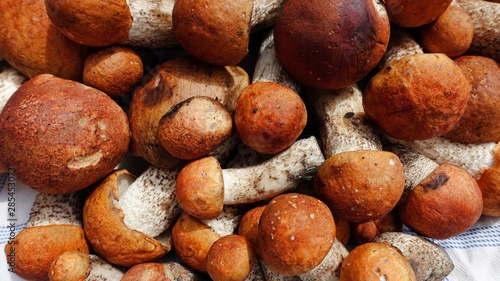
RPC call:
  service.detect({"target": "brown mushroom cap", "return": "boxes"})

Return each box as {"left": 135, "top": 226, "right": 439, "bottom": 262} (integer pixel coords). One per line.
{"left": 206, "top": 234, "right": 257, "bottom": 281}
{"left": 158, "top": 96, "right": 233, "bottom": 160}
{"left": 0, "top": 0, "right": 84, "bottom": 80}
{"left": 477, "top": 144, "right": 500, "bottom": 216}
{"left": 83, "top": 45, "right": 144, "bottom": 99}
{"left": 273, "top": 0, "right": 390, "bottom": 89}
{"left": 385, "top": 0, "right": 453, "bottom": 27}
{"left": 172, "top": 0, "right": 252, "bottom": 66}
{"left": 258, "top": 193, "right": 336, "bottom": 276}
{"left": 0, "top": 74, "right": 130, "bottom": 194}
{"left": 315, "top": 150, "right": 405, "bottom": 223}
{"left": 363, "top": 53, "right": 470, "bottom": 141}
{"left": 418, "top": 5, "right": 474, "bottom": 58}
{"left": 340, "top": 242, "right": 417, "bottom": 281}
{"left": 444, "top": 55, "right": 500, "bottom": 143}
{"left": 175, "top": 156, "right": 224, "bottom": 220}
{"left": 83, "top": 169, "right": 169, "bottom": 267}
{"left": 398, "top": 164, "right": 483, "bottom": 239}
{"left": 122, "top": 262, "right": 201, "bottom": 281}
{"left": 238, "top": 205, "right": 267, "bottom": 257}
{"left": 5, "top": 225, "right": 89, "bottom": 280}
{"left": 48, "top": 251, "right": 91, "bottom": 281}
{"left": 45, "top": 0, "right": 133, "bottom": 47}
{"left": 234, "top": 81, "right": 307, "bottom": 154}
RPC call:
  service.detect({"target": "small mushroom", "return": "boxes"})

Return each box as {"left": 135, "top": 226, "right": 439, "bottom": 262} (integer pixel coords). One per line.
{"left": 374, "top": 232, "right": 454, "bottom": 281}
{"left": 122, "top": 262, "right": 205, "bottom": 281}
{"left": 45, "top": 0, "right": 177, "bottom": 48}
{"left": 0, "top": 74, "right": 130, "bottom": 194}
{"left": 0, "top": 0, "right": 85, "bottom": 80}
{"left": 5, "top": 192, "right": 89, "bottom": 280}
{"left": 83, "top": 45, "right": 144, "bottom": 99}
{"left": 363, "top": 53, "right": 471, "bottom": 141}
{"left": 172, "top": 0, "right": 285, "bottom": 66}
{"left": 273, "top": 0, "right": 390, "bottom": 89}
{"left": 48, "top": 251, "right": 90, "bottom": 281}
{"left": 350, "top": 210, "right": 403, "bottom": 244}
{"left": 157, "top": 96, "right": 233, "bottom": 160}
{"left": 175, "top": 136, "right": 324, "bottom": 220}
{"left": 384, "top": 0, "right": 453, "bottom": 27}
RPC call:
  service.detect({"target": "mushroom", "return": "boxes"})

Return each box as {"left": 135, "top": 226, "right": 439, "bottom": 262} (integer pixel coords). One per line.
{"left": 384, "top": 0, "right": 453, "bottom": 27}
{"left": 340, "top": 242, "right": 417, "bottom": 280}
{"left": 273, "top": 0, "right": 390, "bottom": 89}
{"left": 374, "top": 232, "right": 454, "bottom": 281}
{"left": 175, "top": 135, "right": 325, "bottom": 220}
{"left": 350, "top": 210, "right": 403, "bottom": 244}
{"left": 0, "top": 74, "right": 130, "bottom": 194}
{"left": 444, "top": 55, "right": 500, "bottom": 143}
{"left": 48, "top": 251, "right": 90, "bottom": 281}
{"left": 362, "top": 53, "right": 471, "bottom": 141}
{"left": 45, "top": 0, "right": 177, "bottom": 48}
{"left": 83, "top": 45, "right": 144, "bottom": 99}
{"left": 172, "top": 206, "right": 242, "bottom": 273}
{"left": 4, "top": 192, "right": 89, "bottom": 280}
{"left": 129, "top": 56, "right": 249, "bottom": 170}
{"left": 258, "top": 193, "right": 336, "bottom": 276}
{"left": 157, "top": 96, "right": 234, "bottom": 160}
{"left": 456, "top": 0, "right": 500, "bottom": 61}
{"left": 0, "top": 0, "right": 85, "bottom": 80}
{"left": 172, "top": 0, "right": 286, "bottom": 66}
{"left": 206, "top": 234, "right": 257, "bottom": 281}
{"left": 417, "top": 5, "right": 474, "bottom": 58}
{"left": 122, "top": 262, "right": 204, "bottom": 281}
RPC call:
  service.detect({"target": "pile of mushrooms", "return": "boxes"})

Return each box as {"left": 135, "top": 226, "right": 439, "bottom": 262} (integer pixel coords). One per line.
{"left": 1, "top": 0, "right": 499, "bottom": 280}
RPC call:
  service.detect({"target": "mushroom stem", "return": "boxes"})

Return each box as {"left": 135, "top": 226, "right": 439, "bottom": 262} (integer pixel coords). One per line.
{"left": 250, "top": 0, "right": 286, "bottom": 31}
{"left": 456, "top": 0, "right": 500, "bottom": 61}
{"left": 298, "top": 238, "right": 349, "bottom": 281}
{"left": 374, "top": 232, "right": 454, "bottom": 281}
{"left": 305, "top": 85, "right": 383, "bottom": 158}
{"left": 377, "top": 25, "right": 424, "bottom": 69}
{"left": 222, "top": 136, "right": 324, "bottom": 205}
{"left": 87, "top": 254, "right": 125, "bottom": 281}
{"left": 26, "top": 192, "right": 84, "bottom": 227}
{"left": 0, "top": 64, "right": 27, "bottom": 114}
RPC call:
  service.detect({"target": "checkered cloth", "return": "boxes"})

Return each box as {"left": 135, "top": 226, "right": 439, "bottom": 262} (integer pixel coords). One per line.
{"left": 1, "top": 173, "right": 499, "bottom": 280}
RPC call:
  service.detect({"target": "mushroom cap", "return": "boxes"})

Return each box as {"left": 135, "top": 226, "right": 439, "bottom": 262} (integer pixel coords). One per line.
{"left": 234, "top": 81, "right": 307, "bottom": 154}
{"left": 273, "top": 0, "right": 390, "bottom": 89}
{"left": 172, "top": 212, "right": 223, "bottom": 273}
{"left": 176, "top": 156, "right": 224, "bottom": 220}
{"left": 445, "top": 55, "right": 500, "bottom": 143}
{"left": 158, "top": 96, "right": 233, "bottom": 160}
{"left": 0, "top": 74, "right": 130, "bottom": 194}
{"left": 315, "top": 150, "right": 405, "bottom": 223}
{"left": 340, "top": 242, "right": 417, "bottom": 281}
{"left": 398, "top": 164, "right": 483, "bottom": 239}
{"left": 477, "top": 144, "right": 500, "bottom": 216}
{"left": 5, "top": 225, "right": 89, "bottom": 280}
{"left": 0, "top": 0, "right": 84, "bottom": 80}
{"left": 385, "top": 0, "right": 453, "bottom": 27}
{"left": 83, "top": 45, "right": 144, "bottom": 99}
{"left": 48, "top": 251, "right": 91, "bottom": 281}
{"left": 418, "top": 5, "right": 474, "bottom": 58}
{"left": 363, "top": 53, "right": 470, "bottom": 141}
{"left": 129, "top": 56, "right": 249, "bottom": 170}
{"left": 206, "top": 234, "right": 257, "bottom": 281}
{"left": 122, "top": 262, "right": 201, "bottom": 281}
{"left": 238, "top": 205, "right": 267, "bottom": 258}
{"left": 83, "top": 169, "right": 169, "bottom": 266}
{"left": 258, "top": 193, "right": 336, "bottom": 276}
{"left": 172, "top": 0, "right": 252, "bottom": 66}
{"left": 45, "top": 0, "right": 133, "bottom": 47}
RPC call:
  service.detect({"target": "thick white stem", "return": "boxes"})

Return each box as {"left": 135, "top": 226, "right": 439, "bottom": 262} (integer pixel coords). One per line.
{"left": 201, "top": 205, "right": 242, "bottom": 237}
{"left": 125, "top": 0, "right": 177, "bottom": 48}
{"left": 87, "top": 254, "right": 124, "bottom": 281}
{"left": 306, "top": 85, "right": 383, "bottom": 158}
{"left": 222, "top": 136, "right": 324, "bottom": 205}
{"left": 298, "top": 238, "right": 349, "bottom": 281}
{"left": 252, "top": 30, "right": 300, "bottom": 92}
{"left": 250, "top": 0, "right": 285, "bottom": 31}
{"left": 27, "top": 192, "right": 83, "bottom": 227}
{"left": 260, "top": 261, "right": 300, "bottom": 281}
{"left": 377, "top": 25, "right": 423, "bottom": 69}
{"left": 392, "top": 137, "right": 496, "bottom": 178}
{"left": 0, "top": 65, "right": 27, "bottom": 113}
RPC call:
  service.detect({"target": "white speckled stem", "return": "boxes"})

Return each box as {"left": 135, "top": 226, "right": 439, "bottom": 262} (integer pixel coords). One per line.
{"left": 392, "top": 137, "right": 497, "bottom": 178}
{"left": 0, "top": 65, "right": 27, "bottom": 113}
{"left": 252, "top": 29, "right": 300, "bottom": 92}
{"left": 377, "top": 25, "right": 424, "bottom": 69}
{"left": 374, "top": 232, "right": 454, "bottom": 281}
{"left": 250, "top": 0, "right": 285, "bottom": 31}
{"left": 125, "top": 0, "right": 177, "bottom": 49}
{"left": 245, "top": 262, "right": 266, "bottom": 281}
{"left": 298, "top": 238, "right": 349, "bottom": 281}
{"left": 260, "top": 261, "right": 300, "bottom": 281}
{"left": 456, "top": 0, "right": 500, "bottom": 61}
{"left": 222, "top": 136, "right": 325, "bottom": 205}
{"left": 87, "top": 254, "right": 124, "bottom": 281}
{"left": 201, "top": 205, "right": 242, "bottom": 237}
{"left": 306, "top": 85, "right": 383, "bottom": 158}
{"left": 26, "top": 192, "right": 84, "bottom": 227}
